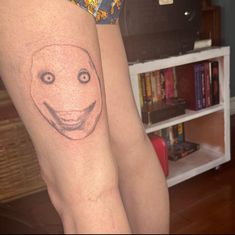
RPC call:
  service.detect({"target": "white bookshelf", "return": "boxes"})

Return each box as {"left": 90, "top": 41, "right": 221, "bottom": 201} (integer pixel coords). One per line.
{"left": 129, "top": 47, "right": 231, "bottom": 187}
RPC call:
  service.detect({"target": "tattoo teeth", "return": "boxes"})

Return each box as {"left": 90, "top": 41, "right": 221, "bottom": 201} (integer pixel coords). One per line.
{"left": 44, "top": 101, "right": 96, "bottom": 131}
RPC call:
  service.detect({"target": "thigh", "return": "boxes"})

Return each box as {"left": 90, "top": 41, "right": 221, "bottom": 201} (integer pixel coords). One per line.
{"left": 0, "top": 2, "right": 131, "bottom": 233}
{"left": 0, "top": 0, "right": 107, "bottom": 202}
{"left": 96, "top": 24, "right": 146, "bottom": 150}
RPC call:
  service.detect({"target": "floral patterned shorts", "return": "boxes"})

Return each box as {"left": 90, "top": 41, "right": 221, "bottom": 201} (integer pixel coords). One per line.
{"left": 68, "top": 0, "right": 124, "bottom": 24}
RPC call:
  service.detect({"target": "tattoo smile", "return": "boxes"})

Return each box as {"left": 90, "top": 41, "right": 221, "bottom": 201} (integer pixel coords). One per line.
{"left": 44, "top": 101, "right": 96, "bottom": 131}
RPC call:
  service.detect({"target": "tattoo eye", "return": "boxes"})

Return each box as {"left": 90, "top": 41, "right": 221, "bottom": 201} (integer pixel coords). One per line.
{"left": 78, "top": 70, "right": 91, "bottom": 84}
{"left": 40, "top": 72, "right": 55, "bottom": 84}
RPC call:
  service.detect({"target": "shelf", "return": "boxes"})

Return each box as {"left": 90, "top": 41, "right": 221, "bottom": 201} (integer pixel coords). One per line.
{"left": 129, "top": 46, "right": 230, "bottom": 187}
{"left": 129, "top": 47, "right": 230, "bottom": 75}
{"left": 167, "top": 145, "right": 229, "bottom": 187}
{"left": 144, "top": 104, "right": 224, "bottom": 133}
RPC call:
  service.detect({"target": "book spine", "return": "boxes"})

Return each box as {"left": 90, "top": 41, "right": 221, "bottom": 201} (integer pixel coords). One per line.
{"left": 154, "top": 130, "right": 162, "bottom": 137}
{"left": 147, "top": 106, "right": 185, "bottom": 124}
{"left": 161, "top": 128, "right": 171, "bottom": 149}
{"left": 200, "top": 63, "right": 206, "bottom": 108}
{"left": 165, "top": 68, "right": 175, "bottom": 100}
{"left": 177, "top": 123, "right": 184, "bottom": 144}
{"left": 169, "top": 126, "right": 174, "bottom": 146}
{"left": 160, "top": 70, "right": 166, "bottom": 101}
{"left": 138, "top": 74, "right": 144, "bottom": 108}
{"left": 145, "top": 72, "right": 153, "bottom": 104}
{"left": 177, "top": 143, "right": 200, "bottom": 159}
{"left": 173, "top": 124, "right": 179, "bottom": 145}
{"left": 168, "top": 141, "right": 200, "bottom": 161}
{"left": 194, "top": 64, "right": 203, "bottom": 110}
{"left": 157, "top": 129, "right": 162, "bottom": 137}
{"left": 173, "top": 67, "right": 178, "bottom": 98}
{"left": 140, "top": 73, "right": 147, "bottom": 105}
{"left": 155, "top": 70, "right": 162, "bottom": 101}
{"left": 151, "top": 72, "right": 158, "bottom": 103}
{"left": 204, "top": 61, "right": 212, "bottom": 107}
{"left": 211, "top": 61, "right": 220, "bottom": 105}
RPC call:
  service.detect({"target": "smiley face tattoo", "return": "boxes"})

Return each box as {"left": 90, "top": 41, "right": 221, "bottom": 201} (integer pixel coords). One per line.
{"left": 30, "top": 45, "right": 102, "bottom": 140}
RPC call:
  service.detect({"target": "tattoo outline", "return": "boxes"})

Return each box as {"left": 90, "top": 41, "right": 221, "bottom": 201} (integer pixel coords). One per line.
{"left": 30, "top": 44, "right": 102, "bottom": 140}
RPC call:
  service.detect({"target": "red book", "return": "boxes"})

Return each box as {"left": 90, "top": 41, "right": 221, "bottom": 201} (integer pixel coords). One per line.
{"left": 176, "top": 63, "right": 202, "bottom": 110}
{"left": 164, "top": 68, "right": 175, "bottom": 100}
{"left": 150, "top": 135, "right": 169, "bottom": 177}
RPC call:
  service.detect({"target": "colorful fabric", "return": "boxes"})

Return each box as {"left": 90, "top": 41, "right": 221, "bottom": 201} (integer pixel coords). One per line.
{"left": 69, "top": 0, "right": 124, "bottom": 24}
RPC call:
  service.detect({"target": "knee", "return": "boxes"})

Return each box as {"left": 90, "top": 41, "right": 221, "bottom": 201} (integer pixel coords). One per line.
{"left": 110, "top": 123, "right": 150, "bottom": 154}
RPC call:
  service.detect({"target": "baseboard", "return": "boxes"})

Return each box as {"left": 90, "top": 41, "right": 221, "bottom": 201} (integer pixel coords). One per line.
{"left": 231, "top": 97, "right": 235, "bottom": 115}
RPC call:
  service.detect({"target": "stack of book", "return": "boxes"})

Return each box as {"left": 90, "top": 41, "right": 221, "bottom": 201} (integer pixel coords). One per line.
{"left": 138, "top": 67, "right": 178, "bottom": 107}
{"left": 141, "top": 97, "right": 186, "bottom": 125}
{"left": 139, "top": 60, "right": 220, "bottom": 125}
{"left": 176, "top": 60, "right": 220, "bottom": 110}
{"left": 139, "top": 68, "right": 187, "bottom": 124}
{"left": 150, "top": 123, "right": 200, "bottom": 161}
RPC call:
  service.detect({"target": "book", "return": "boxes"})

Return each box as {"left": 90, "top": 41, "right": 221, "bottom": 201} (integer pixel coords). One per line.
{"left": 145, "top": 72, "right": 153, "bottom": 104}
{"left": 169, "top": 126, "right": 175, "bottom": 146}
{"left": 194, "top": 63, "right": 203, "bottom": 110}
{"left": 204, "top": 61, "right": 212, "bottom": 107}
{"left": 176, "top": 63, "right": 202, "bottom": 110}
{"left": 138, "top": 74, "right": 144, "bottom": 107}
{"left": 160, "top": 70, "right": 166, "bottom": 100}
{"left": 150, "top": 72, "right": 158, "bottom": 103}
{"left": 172, "top": 124, "right": 179, "bottom": 145}
{"left": 149, "top": 134, "right": 169, "bottom": 176}
{"left": 161, "top": 128, "right": 171, "bottom": 149}
{"left": 200, "top": 63, "right": 206, "bottom": 108}
{"left": 177, "top": 123, "right": 184, "bottom": 144}
{"left": 141, "top": 98, "right": 186, "bottom": 125}
{"left": 140, "top": 73, "right": 147, "bottom": 105}
{"left": 211, "top": 61, "right": 220, "bottom": 105}
{"left": 155, "top": 70, "right": 162, "bottom": 101}
{"left": 173, "top": 67, "right": 178, "bottom": 97}
{"left": 168, "top": 141, "right": 200, "bottom": 161}
{"left": 164, "top": 68, "right": 175, "bottom": 100}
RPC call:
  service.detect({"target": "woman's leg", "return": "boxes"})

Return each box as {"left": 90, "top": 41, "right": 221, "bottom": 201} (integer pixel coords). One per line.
{"left": 0, "top": 1, "right": 130, "bottom": 233}
{"left": 97, "top": 24, "right": 170, "bottom": 234}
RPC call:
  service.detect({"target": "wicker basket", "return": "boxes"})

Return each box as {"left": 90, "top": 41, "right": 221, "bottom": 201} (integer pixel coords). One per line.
{"left": 0, "top": 117, "right": 46, "bottom": 202}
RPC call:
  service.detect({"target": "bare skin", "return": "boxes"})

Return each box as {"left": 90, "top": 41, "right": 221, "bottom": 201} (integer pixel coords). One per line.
{"left": 97, "top": 25, "right": 170, "bottom": 233}
{"left": 0, "top": 1, "right": 130, "bottom": 233}
{"left": 0, "top": 0, "right": 169, "bottom": 233}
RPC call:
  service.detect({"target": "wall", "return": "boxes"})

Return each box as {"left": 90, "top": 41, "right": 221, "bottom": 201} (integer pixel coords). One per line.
{"left": 212, "top": 0, "right": 235, "bottom": 97}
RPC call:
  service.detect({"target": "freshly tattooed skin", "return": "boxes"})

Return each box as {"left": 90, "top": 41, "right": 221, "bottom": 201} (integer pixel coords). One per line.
{"left": 30, "top": 44, "right": 102, "bottom": 140}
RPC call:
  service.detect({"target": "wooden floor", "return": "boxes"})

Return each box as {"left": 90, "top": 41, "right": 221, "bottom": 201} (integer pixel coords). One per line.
{"left": 1, "top": 116, "right": 235, "bottom": 234}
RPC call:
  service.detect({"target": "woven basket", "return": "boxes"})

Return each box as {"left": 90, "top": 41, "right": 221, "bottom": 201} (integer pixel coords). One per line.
{"left": 0, "top": 117, "right": 46, "bottom": 202}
